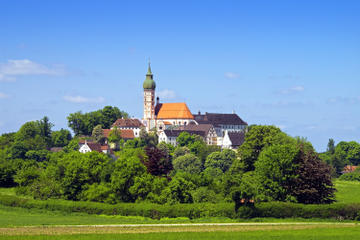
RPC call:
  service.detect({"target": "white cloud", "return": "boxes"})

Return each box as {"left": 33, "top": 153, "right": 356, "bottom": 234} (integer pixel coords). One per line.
{"left": 0, "top": 92, "right": 9, "bottom": 99}
{"left": 63, "top": 95, "right": 105, "bottom": 103}
{"left": 0, "top": 59, "right": 66, "bottom": 81}
{"left": 279, "top": 86, "right": 304, "bottom": 95}
{"left": 224, "top": 72, "right": 240, "bottom": 79}
{"left": 157, "top": 89, "right": 176, "bottom": 99}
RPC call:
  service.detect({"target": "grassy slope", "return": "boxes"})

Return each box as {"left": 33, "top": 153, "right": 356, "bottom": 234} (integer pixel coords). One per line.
{"left": 335, "top": 180, "right": 360, "bottom": 204}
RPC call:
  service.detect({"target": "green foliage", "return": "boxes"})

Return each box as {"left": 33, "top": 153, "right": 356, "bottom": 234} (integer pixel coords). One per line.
{"left": 129, "top": 173, "right": 155, "bottom": 201}
{"left": 91, "top": 124, "right": 104, "bottom": 143}
{"left": 0, "top": 155, "right": 21, "bottom": 187}
{"left": 67, "top": 106, "right": 128, "bottom": 136}
{"left": 173, "top": 146, "right": 190, "bottom": 158}
{"left": 232, "top": 171, "right": 259, "bottom": 211}
{"left": 192, "top": 187, "right": 219, "bottom": 203}
{"left": 238, "top": 125, "right": 295, "bottom": 171}
{"left": 0, "top": 132, "right": 15, "bottom": 150}
{"left": 62, "top": 138, "right": 80, "bottom": 152}
{"left": 160, "top": 176, "right": 195, "bottom": 204}
{"left": 82, "top": 183, "right": 114, "bottom": 203}
{"left": 327, "top": 138, "right": 335, "bottom": 154}
{"left": 107, "top": 127, "right": 122, "bottom": 149}
{"left": 339, "top": 172, "right": 360, "bottom": 181}
{"left": 205, "top": 149, "right": 236, "bottom": 172}
{"left": 139, "top": 128, "right": 158, "bottom": 147}
{"left": 177, "top": 132, "right": 196, "bottom": 147}
{"left": 25, "top": 149, "right": 50, "bottom": 162}
{"left": 255, "top": 144, "right": 300, "bottom": 202}
{"left": 51, "top": 129, "right": 72, "bottom": 147}
{"left": 61, "top": 151, "right": 110, "bottom": 200}
{"left": 111, "top": 149, "right": 147, "bottom": 202}
{"left": 173, "top": 153, "right": 202, "bottom": 174}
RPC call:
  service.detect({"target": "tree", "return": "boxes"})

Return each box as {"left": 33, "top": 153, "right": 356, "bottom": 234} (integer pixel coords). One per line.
{"left": 172, "top": 153, "right": 202, "bottom": 174}
{"left": 10, "top": 121, "right": 47, "bottom": 158}
{"left": 177, "top": 132, "right": 196, "bottom": 147}
{"left": 108, "top": 127, "right": 121, "bottom": 143}
{"left": 0, "top": 133, "right": 16, "bottom": 150}
{"left": 291, "top": 147, "right": 335, "bottom": 204}
{"left": 238, "top": 125, "right": 296, "bottom": 171}
{"left": 205, "top": 149, "right": 236, "bottom": 172}
{"left": 92, "top": 125, "right": 104, "bottom": 143}
{"left": 254, "top": 144, "right": 300, "bottom": 201}
{"left": 60, "top": 151, "right": 110, "bottom": 200}
{"left": 67, "top": 106, "right": 129, "bottom": 136}
{"left": 111, "top": 149, "right": 147, "bottom": 202}
{"left": 327, "top": 139, "right": 335, "bottom": 154}
{"left": 37, "top": 116, "right": 53, "bottom": 147}
{"left": 67, "top": 111, "right": 86, "bottom": 136}
{"left": 232, "top": 171, "right": 259, "bottom": 211}
{"left": 144, "top": 147, "right": 173, "bottom": 176}
{"left": 139, "top": 128, "right": 158, "bottom": 147}
{"left": 51, "top": 129, "right": 72, "bottom": 147}
{"left": 160, "top": 176, "right": 195, "bottom": 204}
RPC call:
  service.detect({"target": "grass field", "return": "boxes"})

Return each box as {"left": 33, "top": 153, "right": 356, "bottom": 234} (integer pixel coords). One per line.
{"left": 0, "top": 224, "right": 360, "bottom": 239}
{"left": 335, "top": 180, "right": 360, "bottom": 204}
{"left": 0, "top": 180, "right": 360, "bottom": 239}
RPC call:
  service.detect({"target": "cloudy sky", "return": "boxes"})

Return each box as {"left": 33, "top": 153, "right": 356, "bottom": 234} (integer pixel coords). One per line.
{"left": 1, "top": 0, "right": 359, "bottom": 151}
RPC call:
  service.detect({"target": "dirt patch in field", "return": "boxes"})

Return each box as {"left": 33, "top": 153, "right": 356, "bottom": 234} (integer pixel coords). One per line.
{"left": 0, "top": 224, "right": 357, "bottom": 236}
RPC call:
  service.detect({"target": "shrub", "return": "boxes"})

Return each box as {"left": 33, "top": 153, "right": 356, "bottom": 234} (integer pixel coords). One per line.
{"left": 339, "top": 172, "right": 360, "bottom": 181}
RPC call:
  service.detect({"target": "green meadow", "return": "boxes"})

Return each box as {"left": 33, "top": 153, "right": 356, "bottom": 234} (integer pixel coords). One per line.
{"left": 0, "top": 180, "right": 360, "bottom": 239}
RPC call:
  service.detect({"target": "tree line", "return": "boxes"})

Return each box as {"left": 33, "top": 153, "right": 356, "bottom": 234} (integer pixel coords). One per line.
{"left": 0, "top": 107, "right": 339, "bottom": 208}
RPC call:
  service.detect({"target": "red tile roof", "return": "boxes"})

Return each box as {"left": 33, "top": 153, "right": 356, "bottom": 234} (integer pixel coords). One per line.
{"left": 156, "top": 103, "right": 194, "bottom": 119}
{"left": 120, "top": 129, "right": 135, "bottom": 139}
{"left": 343, "top": 165, "right": 358, "bottom": 173}
{"left": 102, "top": 129, "right": 134, "bottom": 140}
{"left": 102, "top": 129, "right": 111, "bottom": 138}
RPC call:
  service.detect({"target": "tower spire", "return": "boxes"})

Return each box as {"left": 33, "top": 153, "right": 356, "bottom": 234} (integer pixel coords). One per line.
{"left": 147, "top": 58, "right": 152, "bottom": 75}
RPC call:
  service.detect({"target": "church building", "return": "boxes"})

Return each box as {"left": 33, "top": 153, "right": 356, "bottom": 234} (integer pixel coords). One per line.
{"left": 141, "top": 63, "right": 248, "bottom": 148}
{"left": 142, "top": 63, "right": 195, "bottom": 131}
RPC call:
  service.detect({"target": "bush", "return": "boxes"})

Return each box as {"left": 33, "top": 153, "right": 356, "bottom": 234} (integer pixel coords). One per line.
{"left": 2, "top": 193, "right": 360, "bottom": 220}
{"left": 339, "top": 172, "right": 360, "bottom": 181}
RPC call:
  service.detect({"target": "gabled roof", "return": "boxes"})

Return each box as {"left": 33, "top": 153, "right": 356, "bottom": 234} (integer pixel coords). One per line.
{"left": 228, "top": 131, "right": 245, "bottom": 147}
{"left": 102, "top": 129, "right": 135, "bottom": 139}
{"left": 156, "top": 103, "right": 194, "bottom": 119}
{"left": 112, "top": 118, "right": 144, "bottom": 128}
{"left": 86, "top": 142, "right": 102, "bottom": 152}
{"left": 120, "top": 129, "right": 135, "bottom": 139}
{"left": 175, "top": 124, "right": 215, "bottom": 136}
{"left": 194, "top": 112, "right": 247, "bottom": 126}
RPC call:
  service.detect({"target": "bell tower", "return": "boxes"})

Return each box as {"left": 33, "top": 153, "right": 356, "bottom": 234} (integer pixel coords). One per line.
{"left": 142, "top": 62, "right": 156, "bottom": 130}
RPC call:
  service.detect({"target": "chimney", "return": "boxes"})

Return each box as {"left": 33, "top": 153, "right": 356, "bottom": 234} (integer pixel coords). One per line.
{"left": 198, "top": 110, "right": 201, "bottom": 115}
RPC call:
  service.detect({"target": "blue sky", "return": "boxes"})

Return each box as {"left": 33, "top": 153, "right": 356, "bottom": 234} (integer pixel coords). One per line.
{"left": 0, "top": 0, "right": 359, "bottom": 151}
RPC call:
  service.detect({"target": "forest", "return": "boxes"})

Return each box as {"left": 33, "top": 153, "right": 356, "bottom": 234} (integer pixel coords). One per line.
{"left": 1, "top": 106, "right": 360, "bottom": 210}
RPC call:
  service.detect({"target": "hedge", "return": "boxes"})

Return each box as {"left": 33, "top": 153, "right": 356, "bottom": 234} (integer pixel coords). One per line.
{"left": 1, "top": 194, "right": 360, "bottom": 220}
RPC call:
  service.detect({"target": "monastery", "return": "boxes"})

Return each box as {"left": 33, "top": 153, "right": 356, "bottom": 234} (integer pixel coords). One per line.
{"left": 78, "top": 63, "right": 248, "bottom": 154}
{"left": 142, "top": 63, "right": 248, "bottom": 149}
